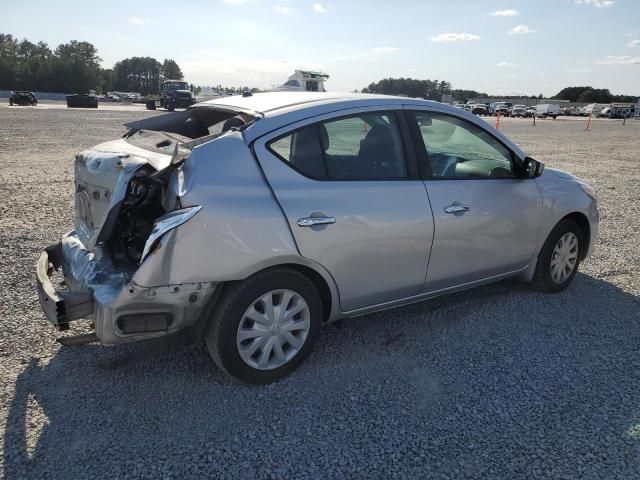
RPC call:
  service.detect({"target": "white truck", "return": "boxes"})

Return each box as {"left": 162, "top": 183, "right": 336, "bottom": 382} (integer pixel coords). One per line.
{"left": 535, "top": 104, "right": 560, "bottom": 119}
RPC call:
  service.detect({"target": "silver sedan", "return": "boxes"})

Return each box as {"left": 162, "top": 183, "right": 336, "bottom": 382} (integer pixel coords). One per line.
{"left": 36, "top": 92, "right": 599, "bottom": 383}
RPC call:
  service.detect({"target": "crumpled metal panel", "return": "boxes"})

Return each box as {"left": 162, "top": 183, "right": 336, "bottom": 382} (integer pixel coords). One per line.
{"left": 133, "top": 132, "right": 300, "bottom": 287}
{"left": 73, "top": 138, "right": 174, "bottom": 250}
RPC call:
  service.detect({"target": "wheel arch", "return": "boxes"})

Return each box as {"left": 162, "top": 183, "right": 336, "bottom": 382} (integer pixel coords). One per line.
{"left": 561, "top": 212, "right": 591, "bottom": 260}
{"left": 239, "top": 262, "right": 338, "bottom": 323}
{"left": 518, "top": 210, "right": 592, "bottom": 283}
{"left": 283, "top": 263, "right": 334, "bottom": 323}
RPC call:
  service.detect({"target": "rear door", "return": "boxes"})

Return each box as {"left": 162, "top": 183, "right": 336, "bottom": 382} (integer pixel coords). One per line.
{"left": 254, "top": 107, "right": 434, "bottom": 312}
{"left": 407, "top": 109, "right": 542, "bottom": 291}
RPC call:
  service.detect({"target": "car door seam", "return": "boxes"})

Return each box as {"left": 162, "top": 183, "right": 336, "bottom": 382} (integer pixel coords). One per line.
{"left": 248, "top": 141, "right": 303, "bottom": 257}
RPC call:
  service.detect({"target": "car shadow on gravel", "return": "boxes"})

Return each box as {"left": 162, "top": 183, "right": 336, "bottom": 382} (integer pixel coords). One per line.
{"left": 4, "top": 273, "right": 640, "bottom": 478}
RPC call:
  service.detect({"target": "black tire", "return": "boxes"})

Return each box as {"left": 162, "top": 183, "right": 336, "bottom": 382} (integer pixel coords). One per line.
{"left": 532, "top": 219, "right": 582, "bottom": 293}
{"left": 167, "top": 101, "right": 175, "bottom": 112}
{"left": 205, "top": 268, "right": 323, "bottom": 384}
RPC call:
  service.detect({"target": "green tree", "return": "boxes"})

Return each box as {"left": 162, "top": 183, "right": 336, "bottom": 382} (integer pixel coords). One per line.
{"left": 113, "top": 57, "right": 162, "bottom": 95}
{"left": 0, "top": 34, "right": 19, "bottom": 89}
{"left": 362, "top": 77, "right": 485, "bottom": 102}
{"left": 52, "top": 40, "right": 102, "bottom": 93}
{"left": 553, "top": 86, "right": 614, "bottom": 103}
{"left": 161, "top": 59, "right": 183, "bottom": 80}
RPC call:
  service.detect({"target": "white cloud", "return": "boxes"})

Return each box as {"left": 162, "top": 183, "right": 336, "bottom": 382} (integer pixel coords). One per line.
{"left": 431, "top": 33, "right": 481, "bottom": 43}
{"left": 274, "top": 5, "right": 291, "bottom": 14}
{"left": 497, "top": 61, "right": 518, "bottom": 67}
{"left": 504, "top": 73, "right": 518, "bottom": 77}
{"left": 597, "top": 55, "right": 640, "bottom": 65}
{"left": 222, "top": 0, "right": 258, "bottom": 3}
{"left": 509, "top": 25, "right": 536, "bottom": 35}
{"left": 566, "top": 68, "right": 592, "bottom": 73}
{"left": 127, "top": 16, "right": 146, "bottom": 25}
{"left": 313, "top": 3, "right": 325, "bottom": 13}
{"left": 573, "top": 0, "right": 614, "bottom": 7}
{"left": 628, "top": 39, "right": 640, "bottom": 48}
{"left": 491, "top": 9, "right": 519, "bottom": 16}
{"left": 370, "top": 47, "right": 399, "bottom": 53}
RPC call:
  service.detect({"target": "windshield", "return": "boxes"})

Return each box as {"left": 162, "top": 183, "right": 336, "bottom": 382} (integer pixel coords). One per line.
{"left": 164, "top": 81, "right": 189, "bottom": 91}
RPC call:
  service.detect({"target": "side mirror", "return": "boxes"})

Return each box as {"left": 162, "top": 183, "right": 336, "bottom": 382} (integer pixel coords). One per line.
{"left": 523, "top": 156, "right": 545, "bottom": 178}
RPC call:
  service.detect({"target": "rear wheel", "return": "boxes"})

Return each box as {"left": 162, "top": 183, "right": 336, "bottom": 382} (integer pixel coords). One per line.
{"left": 532, "top": 219, "right": 582, "bottom": 293}
{"left": 205, "top": 268, "right": 322, "bottom": 384}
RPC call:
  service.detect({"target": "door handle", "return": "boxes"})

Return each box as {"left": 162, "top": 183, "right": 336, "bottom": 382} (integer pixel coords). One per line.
{"left": 444, "top": 204, "right": 470, "bottom": 214}
{"left": 297, "top": 216, "right": 336, "bottom": 227}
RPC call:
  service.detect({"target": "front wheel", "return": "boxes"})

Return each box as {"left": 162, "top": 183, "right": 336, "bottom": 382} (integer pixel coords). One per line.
{"left": 205, "top": 268, "right": 323, "bottom": 384}
{"left": 532, "top": 219, "right": 582, "bottom": 293}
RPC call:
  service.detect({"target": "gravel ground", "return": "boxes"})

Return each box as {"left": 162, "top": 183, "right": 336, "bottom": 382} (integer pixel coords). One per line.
{"left": 1, "top": 108, "right": 639, "bottom": 479}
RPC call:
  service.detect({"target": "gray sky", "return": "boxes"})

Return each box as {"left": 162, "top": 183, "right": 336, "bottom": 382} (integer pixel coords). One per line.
{"left": 2, "top": 0, "right": 639, "bottom": 96}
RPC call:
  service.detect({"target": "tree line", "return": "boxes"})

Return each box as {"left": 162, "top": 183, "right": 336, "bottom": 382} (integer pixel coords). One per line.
{"left": 552, "top": 86, "right": 636, "bottom": 104}
{"left": 0, "top": 33, "right": 184, "bottom": 95}
{"left": 361, "top": 78, "right": 465, "bottom": 100}
{"left": 362, "top": 78, "right": 637, "bottom": 104}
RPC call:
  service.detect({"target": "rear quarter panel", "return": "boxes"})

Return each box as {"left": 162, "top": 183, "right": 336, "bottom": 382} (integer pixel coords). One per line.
{"left": 133, "top": 133, "right": 304, "bottom": 286}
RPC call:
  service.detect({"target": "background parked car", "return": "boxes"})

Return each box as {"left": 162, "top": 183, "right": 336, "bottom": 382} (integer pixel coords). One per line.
{"left": 525, "top": 106, "right": 536, "bottom": 118}
{"left": 9, "top": 91, "right": 37, "bottom": 106}
{"left": 471, "top": 104, "right": 488, "bottom": 116}
{"left": 511, "top": 106, "right": 527, "bottom": 118}
{"left": 494, "top": 103, "right": 510, "bottom": 117}
{"left": 66, "top": 94, "right": 98, "bottom": 108}
{"left": 585, "top": 103, "right": 610, "bottom": 118}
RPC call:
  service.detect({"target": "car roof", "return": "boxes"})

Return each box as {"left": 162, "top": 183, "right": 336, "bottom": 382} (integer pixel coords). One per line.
{"left": 194, "top": 92, "right": 525, "bottom": 158}
{"left": 197, "top": 91, "right": 430, "bottom": 115}
{"left": 197, "top": 91, "right": 442, "bottom": 137}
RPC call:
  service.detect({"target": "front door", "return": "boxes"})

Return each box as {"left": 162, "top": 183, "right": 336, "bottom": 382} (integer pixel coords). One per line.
{"left": 254, "top": 109, "right": 434, "bottom": 311}
{"left": 408, "top": 109, "right": 542, "bottom": 291}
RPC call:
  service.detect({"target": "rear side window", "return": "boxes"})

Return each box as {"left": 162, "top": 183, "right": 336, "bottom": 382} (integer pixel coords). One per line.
{"left": 268, "top": 112, "right": 407, "bottom": 180}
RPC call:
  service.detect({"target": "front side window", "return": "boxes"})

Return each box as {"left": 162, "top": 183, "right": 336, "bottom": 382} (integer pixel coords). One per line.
{"left": 413, "top": 111, "right": 515, "bottom": 179}
{"left": 268, "top": 112, "right": 407, "bottom": 180}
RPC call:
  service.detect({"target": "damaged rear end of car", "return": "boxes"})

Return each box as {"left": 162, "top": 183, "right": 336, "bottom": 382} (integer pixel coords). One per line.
{"left": 36, "top": 104, "right": 265, "bottom": 345}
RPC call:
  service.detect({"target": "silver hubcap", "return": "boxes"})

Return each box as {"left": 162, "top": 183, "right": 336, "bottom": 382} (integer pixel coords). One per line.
{"left": 550, "top": 232, "right": 579, "bottom": 284}
{"left": 236, "top": 289, "right": 311, "bottom": 370}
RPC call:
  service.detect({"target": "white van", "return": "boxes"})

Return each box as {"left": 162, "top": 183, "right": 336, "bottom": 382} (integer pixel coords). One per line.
{"left": 535, "top": 104, "right": 561, "bottom": 119}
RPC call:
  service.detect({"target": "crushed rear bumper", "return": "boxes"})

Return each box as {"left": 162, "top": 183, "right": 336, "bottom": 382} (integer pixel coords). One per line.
{"left": 36, "top": 242, "right": 94, "bottom": 331}
{"left": 35, "top": 232, "right": 218, "bottom": 344}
